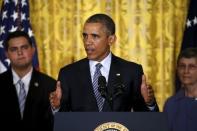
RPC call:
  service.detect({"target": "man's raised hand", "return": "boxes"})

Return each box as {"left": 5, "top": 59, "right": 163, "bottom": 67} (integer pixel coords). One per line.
{"left": 49, "top": 81, "right": 62, "bottom": 109}
{"left": 140, "top": 75, "right": 155, "bottom": 105}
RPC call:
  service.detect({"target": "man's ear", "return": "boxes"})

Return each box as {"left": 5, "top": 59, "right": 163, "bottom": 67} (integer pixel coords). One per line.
{"left": 108, "top": 35, "right": 116, "bottom": 46}
{"left": 5, "top": 51, "right": 8, "bottom": 58}
{"left": 32, "top": 46, "right": 35, "bottom": 54}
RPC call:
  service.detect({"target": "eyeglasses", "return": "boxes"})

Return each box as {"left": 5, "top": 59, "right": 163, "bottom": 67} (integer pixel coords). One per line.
{"left": 178, "top": 64, "right": 197, "bottom": 71}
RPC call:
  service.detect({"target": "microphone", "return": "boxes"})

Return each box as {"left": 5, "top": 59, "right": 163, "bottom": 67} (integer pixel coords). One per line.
{"left": 98, "top": 75, "right": 114, "bottom": 111}
{"left": 114, "top": 73, "right": 125, "bottom": 97}
{"left": 98, "top": 75, "right": 107, "bottom": 98}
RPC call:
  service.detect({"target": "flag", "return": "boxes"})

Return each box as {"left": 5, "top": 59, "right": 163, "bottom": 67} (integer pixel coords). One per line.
{"left": 175, "top": 0, "right": 197, "bottom": 92}
{"left": 0, "top": 0, "right": 39, "bottom": 73}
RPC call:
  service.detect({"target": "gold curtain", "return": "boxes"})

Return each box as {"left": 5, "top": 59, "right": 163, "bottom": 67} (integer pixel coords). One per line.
{"left": 0, "top": 0, "right": 189, "bottom": 110}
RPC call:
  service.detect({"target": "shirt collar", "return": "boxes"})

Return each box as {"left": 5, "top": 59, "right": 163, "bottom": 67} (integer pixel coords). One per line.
{"left": 89, "top": 52, "right": 112, "bottom": 73}
{"left": 174, "top": 89, "right": 197, "bottom": 101}
{"left": 12, "top": 67, "right": 33, "bottom": 86}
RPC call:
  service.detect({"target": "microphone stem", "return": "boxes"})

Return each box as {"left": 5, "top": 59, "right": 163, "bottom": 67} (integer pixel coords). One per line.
{"left": 106, "top": 95, "right": 113, "bottom": 111}
{"left": 110, "top": 97, "right": 113, "bottom": 111}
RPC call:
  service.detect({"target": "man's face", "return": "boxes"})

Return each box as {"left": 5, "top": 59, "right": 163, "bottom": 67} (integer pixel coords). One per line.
{"left": 82, "top": 22, "right": 116, "bottom": 62}
{"left": 177, "top": 57, "right": 197, "bottom": 87}
{"left": 6, "top": 36, "right": 35, "bottom": 70}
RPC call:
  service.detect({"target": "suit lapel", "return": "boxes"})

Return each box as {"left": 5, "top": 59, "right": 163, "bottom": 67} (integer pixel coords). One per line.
{"left": 26, "top": 69, "right": 39, "bottom": 98}
{"left": 23, "top": 69, "right": 40, "bottom": 117}
{"left": 78, "top": 58, "right": 92, "bottom": 89}
{"left": 78, "top": 58, "right": 99, "bottom": 110}
{"left": 108, "top": 55, "right": 122, "bottom": 94}
{"left": 79, "top": 59, "right": 97, "bottom": 98}
{"left": 5, "top": 69, "right": 23, "bottom": 118}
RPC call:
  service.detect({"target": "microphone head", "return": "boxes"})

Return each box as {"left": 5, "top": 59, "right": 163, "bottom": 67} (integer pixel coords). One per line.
{"left": 98, "top": 76, "right": 106, "bottom": 86}
{"left": 98, "top": 76, "right": 107, "bottom": 98}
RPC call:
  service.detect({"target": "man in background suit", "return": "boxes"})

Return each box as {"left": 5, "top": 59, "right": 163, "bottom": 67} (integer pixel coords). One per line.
{"left": 0, "top": 31, "right": 56, "bottom": 131}
{"left": 50, "top": 13, "right": 159, "bottom": 112}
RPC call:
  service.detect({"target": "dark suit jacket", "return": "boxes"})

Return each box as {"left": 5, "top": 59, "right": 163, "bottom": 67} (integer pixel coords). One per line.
{"left": 0, "top": 68, "right": 56, "bottom": 131}
{"left": 163, "top": 89, "right": 197, "bottom": 131}
{"left": 58, "top": 54, "right": 159, "bottom": 112}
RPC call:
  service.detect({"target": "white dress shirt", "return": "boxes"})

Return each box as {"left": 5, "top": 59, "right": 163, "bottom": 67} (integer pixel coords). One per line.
{"left": 12, "top": 67, "right": 33, "bottom": 97}
{"left": 89, "top": 52, "right": 112, "bottom": 83}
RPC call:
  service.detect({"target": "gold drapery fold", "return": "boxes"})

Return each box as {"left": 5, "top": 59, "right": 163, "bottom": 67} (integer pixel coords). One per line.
{"left": 0, "top": 0, "right": 189, "bottom": 110}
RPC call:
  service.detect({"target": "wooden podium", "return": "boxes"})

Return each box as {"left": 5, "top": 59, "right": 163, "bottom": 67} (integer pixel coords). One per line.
{"left": 54, "top": 112, "right": 169, "bottom": 131}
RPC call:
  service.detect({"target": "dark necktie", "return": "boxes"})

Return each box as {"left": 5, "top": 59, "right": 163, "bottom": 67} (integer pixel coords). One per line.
{"left": 92, "top": 63, "right": 104, "bottom": 112}
{"left": 18, "top": 80, "right": 26, "bottom": 117}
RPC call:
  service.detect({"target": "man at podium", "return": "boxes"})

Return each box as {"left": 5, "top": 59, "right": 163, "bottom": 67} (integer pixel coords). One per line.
{"left": 49, "top": 13, "right": 159, "bottom": 112}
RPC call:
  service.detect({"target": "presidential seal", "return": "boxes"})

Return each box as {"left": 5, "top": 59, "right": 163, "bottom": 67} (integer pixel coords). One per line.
{"left": 94, "top": 122, "right": 129, "bottom": 131}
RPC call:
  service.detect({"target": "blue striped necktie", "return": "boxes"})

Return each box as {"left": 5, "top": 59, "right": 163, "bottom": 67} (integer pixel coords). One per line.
{"left": 92, "top": 63, "right": 104, "bottom": 112}
{"left": 18, "top": 80, "right": 26, "bottom": 118}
